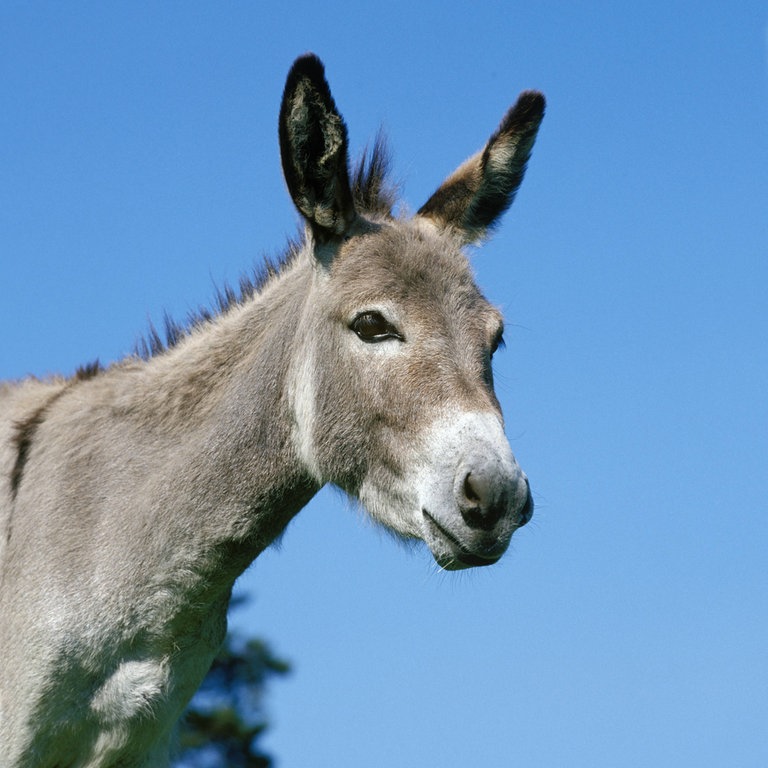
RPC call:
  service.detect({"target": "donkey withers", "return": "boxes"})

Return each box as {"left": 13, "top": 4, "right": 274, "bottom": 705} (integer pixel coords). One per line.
{"left": 0, "top": 54, "right": 544, "bottom": 766}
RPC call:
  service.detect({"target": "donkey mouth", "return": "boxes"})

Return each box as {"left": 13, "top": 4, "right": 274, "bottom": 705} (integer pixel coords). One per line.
{"left": 421, "top": 509, "right": 503, "bottom": 570}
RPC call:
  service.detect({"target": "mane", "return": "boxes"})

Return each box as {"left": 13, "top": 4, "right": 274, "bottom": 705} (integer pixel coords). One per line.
{"left": 129, "top": 136, "right": 396, "bottom": 362}
{"left": 134, "top": 240, "right": 303, "bottom": 361}
{"left": 351, "top": 133, "right": 397, "bottom": 216}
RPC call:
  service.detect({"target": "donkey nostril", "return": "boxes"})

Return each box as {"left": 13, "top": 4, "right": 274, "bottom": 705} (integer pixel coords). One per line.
{"left": 463, "top": 472, "right": 481, "bottom": 505}
{"left": 459, "top": 470, "right": 503, "bottom": 531}
{"left": 458, "top": 469, "right": 532, "bottom": 532}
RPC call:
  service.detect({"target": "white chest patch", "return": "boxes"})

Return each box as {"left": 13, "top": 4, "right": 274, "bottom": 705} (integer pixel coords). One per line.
{"left": 90, "top": 658, "right": 169, "bottom": 725}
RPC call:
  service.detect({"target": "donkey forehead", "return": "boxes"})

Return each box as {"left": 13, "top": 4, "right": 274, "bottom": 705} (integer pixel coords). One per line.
{"left": 325, "top": 222, "right": 502, "bottom": 328}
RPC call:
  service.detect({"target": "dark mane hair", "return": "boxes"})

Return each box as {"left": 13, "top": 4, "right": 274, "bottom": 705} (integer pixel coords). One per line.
{"left": 352, "top": 133, "right": 397, "bottom": 216}
{"left": 133, "top": 137, "right": 395, "bottom": 361}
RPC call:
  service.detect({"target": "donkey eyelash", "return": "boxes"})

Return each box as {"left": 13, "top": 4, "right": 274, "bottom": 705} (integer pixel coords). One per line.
{"left": 490, "top": 330, "right": 506, "bottom": 356}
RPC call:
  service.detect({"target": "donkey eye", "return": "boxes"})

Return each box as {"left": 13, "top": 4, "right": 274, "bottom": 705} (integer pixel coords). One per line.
{"left": 350, "top": 311, "right": 404, "bottom": 343}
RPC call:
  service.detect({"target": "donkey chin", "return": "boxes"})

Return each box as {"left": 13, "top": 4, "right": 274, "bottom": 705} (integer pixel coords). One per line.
{"left": 360, "top": 411, "right": 533, "bottom": 571}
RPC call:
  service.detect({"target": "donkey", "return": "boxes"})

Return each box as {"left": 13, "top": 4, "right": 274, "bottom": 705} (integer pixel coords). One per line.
{"left": 0, "top": 54, "right": 544, "bottom": 766}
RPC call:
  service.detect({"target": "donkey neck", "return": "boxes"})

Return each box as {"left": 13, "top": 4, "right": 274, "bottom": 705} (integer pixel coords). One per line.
{"left": 0, "top": 253, "right": 323, "bottom": 762}
{"left": 103, "top": 253, "right": 321, "bottom": 586}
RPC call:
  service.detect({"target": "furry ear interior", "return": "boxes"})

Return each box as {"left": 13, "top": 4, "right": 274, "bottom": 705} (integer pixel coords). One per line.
{"left": 279, "top": 54, "right": 356, "bottom": 243}
{"left": 417, "top": 91, "right": 545, "bottom": 244}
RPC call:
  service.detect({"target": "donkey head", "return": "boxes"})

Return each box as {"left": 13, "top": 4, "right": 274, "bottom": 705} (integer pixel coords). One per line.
{"left": 280, "top": 54, "right": 544, "bottom": 570}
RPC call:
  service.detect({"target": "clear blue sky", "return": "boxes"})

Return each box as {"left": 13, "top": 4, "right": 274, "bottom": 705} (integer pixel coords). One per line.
{"left": 2, "top": 2, "right": 767, "bottom": 766}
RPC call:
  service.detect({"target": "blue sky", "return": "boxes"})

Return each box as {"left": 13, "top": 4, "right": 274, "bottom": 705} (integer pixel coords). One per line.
{"left": 2, "top": 2, "right": 767, "bottom": 766}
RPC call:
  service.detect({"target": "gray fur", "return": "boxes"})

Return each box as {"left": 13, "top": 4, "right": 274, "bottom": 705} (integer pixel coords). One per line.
{"left": 0, "top": 53, "right": 543, "bottom": 766}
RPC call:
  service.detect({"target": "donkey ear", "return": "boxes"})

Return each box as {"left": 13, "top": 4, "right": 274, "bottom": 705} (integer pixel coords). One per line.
{"left": 417, "top": 91, "right": 545, "bottom": 244}
{"left": 279, "top": 54, "right": 356, "bottom": 243}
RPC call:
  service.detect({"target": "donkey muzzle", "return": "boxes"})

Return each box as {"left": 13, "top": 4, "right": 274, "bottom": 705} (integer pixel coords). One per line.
{"left": 418, "top": 412, "right": 532, "bottom": 570}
